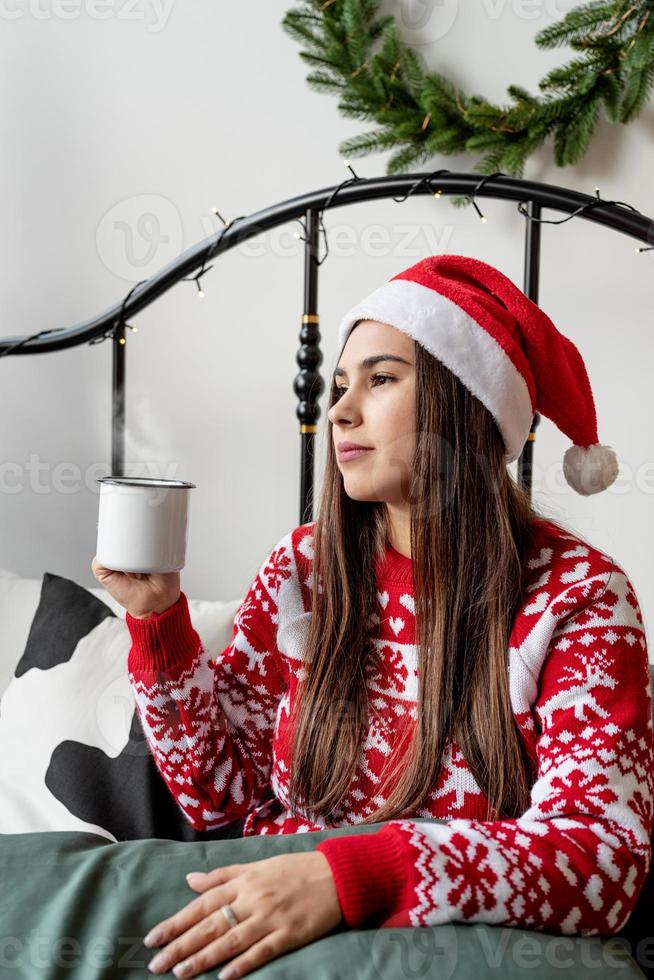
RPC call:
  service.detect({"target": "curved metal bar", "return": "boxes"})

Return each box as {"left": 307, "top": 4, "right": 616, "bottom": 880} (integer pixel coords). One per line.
{"left": 1, "top": 171, "right": 652, "bottom": 355}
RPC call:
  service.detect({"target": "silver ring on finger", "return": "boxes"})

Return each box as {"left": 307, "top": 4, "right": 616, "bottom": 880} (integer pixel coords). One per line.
{"left": 220, "top": 903, "right": 239, "bottom": 928}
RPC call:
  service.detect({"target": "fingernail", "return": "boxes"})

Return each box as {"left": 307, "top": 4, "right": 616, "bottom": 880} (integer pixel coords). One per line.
{"left": 186, "top": 872, "right": 205, "bottom": 884}
{"left": 218, "top": 967, "right": 237, "bottom": 980}
{"left": 143, "top": 927, "right": 164, "bottom": 948}
{"left": 148, "top": 952, "right": 166, "bottom": 973}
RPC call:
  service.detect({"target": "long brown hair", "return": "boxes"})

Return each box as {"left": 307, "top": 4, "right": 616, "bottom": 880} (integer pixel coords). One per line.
{"left": 287, "top": 339, "right": 581, "bottom": 825}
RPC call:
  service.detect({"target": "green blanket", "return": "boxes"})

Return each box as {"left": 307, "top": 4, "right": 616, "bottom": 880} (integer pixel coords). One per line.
{"left": 0, "top": 821, "right": 644, "bottom": 979}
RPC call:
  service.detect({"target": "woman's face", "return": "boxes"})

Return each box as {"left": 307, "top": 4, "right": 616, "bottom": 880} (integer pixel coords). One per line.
{"left": 327, "top": 319, "right": 416, "bottom": 508}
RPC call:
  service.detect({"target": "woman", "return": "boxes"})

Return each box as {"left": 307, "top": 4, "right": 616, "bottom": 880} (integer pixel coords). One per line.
{"left": 92, "top": 254, "right": 653, "bottom": 980}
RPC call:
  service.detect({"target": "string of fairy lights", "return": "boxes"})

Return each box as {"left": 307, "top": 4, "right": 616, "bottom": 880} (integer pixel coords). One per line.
{"left": 1, "top": 163, "right": 652, "bottom": 358}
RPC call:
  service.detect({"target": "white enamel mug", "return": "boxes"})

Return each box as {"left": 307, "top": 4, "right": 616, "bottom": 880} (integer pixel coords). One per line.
{"left": 96, "top": 477, "right": 197, "bottom": 573}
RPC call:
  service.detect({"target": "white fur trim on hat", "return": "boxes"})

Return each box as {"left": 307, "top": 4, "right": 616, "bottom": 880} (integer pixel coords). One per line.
{"left": 337, "top": 278, "right": 534, "bottom": 462}
{"left": 562, "top": 443, "right": 619, "bottom": 495}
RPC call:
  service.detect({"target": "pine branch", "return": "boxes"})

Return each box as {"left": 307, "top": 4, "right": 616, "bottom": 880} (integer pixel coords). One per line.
{"left": 619, "top": 61, "right": 654, "bottom": 119}
{"left": 534, "top": 2, "right": 623, "bottom": 49}
{"left": 553, "top": 96, "right": 601, "bottom": 164}
{"left": 338, "top": 128, "right": 402, "bottom": 155}
{"left": 282, "top": 0, "right": 654, "bottom": 185}
{"left": 306, "top": 70, "right": 345, "bottom": 93}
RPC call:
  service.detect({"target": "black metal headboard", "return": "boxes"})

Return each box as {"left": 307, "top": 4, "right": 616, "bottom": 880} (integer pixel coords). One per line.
{"left": 2, "top": 171, "right": 652, "bottom": 525}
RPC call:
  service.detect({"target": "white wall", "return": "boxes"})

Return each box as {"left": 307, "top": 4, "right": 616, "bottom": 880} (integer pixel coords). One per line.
{"left": 1, "top": 1, "right": 652, "bottom": 661}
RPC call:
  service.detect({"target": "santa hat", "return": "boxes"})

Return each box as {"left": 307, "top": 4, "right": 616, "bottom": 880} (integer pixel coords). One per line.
{"left": 337, "top": 254, "right": 619, "bottom": 496}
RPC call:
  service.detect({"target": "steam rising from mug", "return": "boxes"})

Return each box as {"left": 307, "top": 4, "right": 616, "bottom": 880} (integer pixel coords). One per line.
{"left": 122, "top": 392, "right": 183, "bottom": 501}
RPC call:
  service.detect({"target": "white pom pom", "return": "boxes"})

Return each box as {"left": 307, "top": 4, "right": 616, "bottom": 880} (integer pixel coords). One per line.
{"left": 562, "top": 443, "right": 619, "bottom": 495}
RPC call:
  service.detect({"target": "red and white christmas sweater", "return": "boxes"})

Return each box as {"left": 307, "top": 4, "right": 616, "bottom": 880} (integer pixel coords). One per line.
{"left": 125, "top": 517, "right": 654, "bottom": 936}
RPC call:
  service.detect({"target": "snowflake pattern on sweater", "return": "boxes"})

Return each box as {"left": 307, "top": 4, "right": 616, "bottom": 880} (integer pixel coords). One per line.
{"left": 125, "top": 518, "right": 654, "bottom": 937}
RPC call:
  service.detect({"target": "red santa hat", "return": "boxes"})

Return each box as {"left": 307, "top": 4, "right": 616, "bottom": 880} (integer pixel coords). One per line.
{"left": 337, "top": 253, "right": 619, "bottom": 496}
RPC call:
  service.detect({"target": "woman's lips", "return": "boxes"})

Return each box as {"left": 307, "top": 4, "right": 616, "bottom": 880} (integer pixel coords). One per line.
{"left": 337, "top": 448, "right": 373, "bottom": 462}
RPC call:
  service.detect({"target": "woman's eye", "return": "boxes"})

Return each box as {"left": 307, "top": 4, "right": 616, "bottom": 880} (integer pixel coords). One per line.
{"left": 333, "top": 374, "right": 394, "bottom": 400}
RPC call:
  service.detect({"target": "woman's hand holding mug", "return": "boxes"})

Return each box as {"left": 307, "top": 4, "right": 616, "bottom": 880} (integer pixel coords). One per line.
{"left": 91, "top": 557, "right": 181, "bottom": 619}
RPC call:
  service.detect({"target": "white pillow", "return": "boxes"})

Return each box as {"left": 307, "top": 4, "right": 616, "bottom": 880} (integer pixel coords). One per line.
{"left": 0, "top": 567, "right": 241, "bottom": 698}
{"left": 0, "top": 569, "right": 48, "bottom": 698}
{"left": 0, "top": 568, "right": 244, "bottom": 840}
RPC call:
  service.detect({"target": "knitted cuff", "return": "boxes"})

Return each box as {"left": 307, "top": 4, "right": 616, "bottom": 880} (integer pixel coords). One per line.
{"left": 315, "top": 825, "right": 409, "bottom": 929}
{"left": 126, "top": 591, "right": 201, "bottom": 674}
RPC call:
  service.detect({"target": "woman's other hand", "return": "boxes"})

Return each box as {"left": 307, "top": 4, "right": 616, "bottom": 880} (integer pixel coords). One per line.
{"left": 141, "top": 851, "right": 343, "bottom": 978}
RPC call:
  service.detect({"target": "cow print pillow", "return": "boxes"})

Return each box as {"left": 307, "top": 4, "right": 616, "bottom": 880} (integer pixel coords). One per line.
{"left": 0, "top": 571, "right": 245, "bottom": 842}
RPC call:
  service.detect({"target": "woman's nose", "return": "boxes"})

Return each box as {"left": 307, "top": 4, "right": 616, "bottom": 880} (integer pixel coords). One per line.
{"left": 329, "top": 397, "right": 356, "bottom": 423}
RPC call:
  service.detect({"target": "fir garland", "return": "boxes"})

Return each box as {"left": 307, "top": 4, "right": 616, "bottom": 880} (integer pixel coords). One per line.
{"left": 282, "top": 0, "right": 654, "bottom": 207}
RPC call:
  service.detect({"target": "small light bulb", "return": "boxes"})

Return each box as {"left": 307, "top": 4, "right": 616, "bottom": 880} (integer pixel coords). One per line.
{"left": 480, "top": 215, "right": 487, "bottom": 223}
{"left": 119, "top": 337, "right": 126, "bottom": 345}
{"left": 198, "top": 288, "right": 205, "bottom": 298}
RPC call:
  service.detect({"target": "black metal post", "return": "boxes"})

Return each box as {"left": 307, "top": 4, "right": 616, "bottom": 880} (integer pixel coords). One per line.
{"left": 111, "top": 323, "right": 125, "bottom": 476}
{"left": 518, "top": 200, "right": 542, "bottom": 499}
{"left": 294, "top": 209, "right": 324, "bottom": 525}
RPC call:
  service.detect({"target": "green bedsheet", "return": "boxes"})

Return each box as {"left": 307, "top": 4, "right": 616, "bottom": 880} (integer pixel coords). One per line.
{"left": 0, "top": 819, "right": 645, "bottom": 979}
